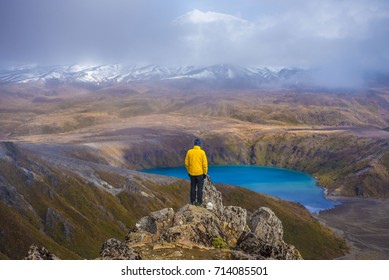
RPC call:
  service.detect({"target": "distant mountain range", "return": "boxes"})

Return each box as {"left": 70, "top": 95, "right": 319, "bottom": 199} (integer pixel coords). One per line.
{"left": 0, "top": 64, "right": 308, "bottom": 88}
{"left": 1, "top": 63, "right": 388, "bottom": 89}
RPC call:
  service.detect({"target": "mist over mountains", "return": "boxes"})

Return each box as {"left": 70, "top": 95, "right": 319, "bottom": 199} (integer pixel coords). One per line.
{"left": 0, "top": 64, "right": 304, "bottom": 87}
{"left": 2, "top": 63, "right": 384, "bottom": 89}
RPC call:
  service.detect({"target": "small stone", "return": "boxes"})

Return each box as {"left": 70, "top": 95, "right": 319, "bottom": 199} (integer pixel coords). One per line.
{"left": 197, "top": 224, "right": 206, "bottom": 233}
{"left": 170, "top": 251, "right": 183, "bottom": 258}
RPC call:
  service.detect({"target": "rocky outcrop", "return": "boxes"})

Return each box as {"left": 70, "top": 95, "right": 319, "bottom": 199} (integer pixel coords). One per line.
{"left": 202, "top": 176, "right": 224, "bottom": 218}
{"left": 99, "top": 238, "right": 141, "bottom": 260}
{"left": 250, "top": 207, "right": 284, "bottom": 246}
{"left": 235, "top": 207, "right": 301, "bottom": 260}
{"left": 124, "top": 176, "right": 302, "bottom": 260}
{"left": 0, "top": 183, "right": 37, "bottom": 216}
{"left": 234, "top": 231, "right": 301, "bottom": 260}
{"left": 44, "top": 207, "right": 74, "bottom": 241}
{"left": 24, "top": 239, "right": 142, "bottom": 260}
{"left": 135, "top": 207, "right": 174, "bottom": 235}
{"left": 164, "top": 204, "right": 226, "bottom": 247}
{"left": 24, "top": 244, "right": 60, "bottom": 260}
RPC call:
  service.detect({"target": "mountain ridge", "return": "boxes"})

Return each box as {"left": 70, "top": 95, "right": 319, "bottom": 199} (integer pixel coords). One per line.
{"left": 0, "top": 64, "right": 307, "bottom": 87}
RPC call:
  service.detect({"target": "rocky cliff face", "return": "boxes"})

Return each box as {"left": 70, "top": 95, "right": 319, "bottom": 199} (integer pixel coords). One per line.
{"left": 24, "top": 176, "right": 302, "bottom": 260}
{"left": 105, "top": 131, "right": 389, "bottom": 199}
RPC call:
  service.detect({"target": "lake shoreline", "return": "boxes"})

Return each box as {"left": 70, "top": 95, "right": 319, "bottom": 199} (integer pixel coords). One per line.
{"left": 142, "top": 165, "right": 337, "bottom": 213}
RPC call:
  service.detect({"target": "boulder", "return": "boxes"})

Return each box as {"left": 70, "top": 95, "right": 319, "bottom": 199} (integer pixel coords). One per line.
{"left": 135, "top": 208, "right": 175, "bottom": 234}
{"left": 249, "top": 207, "right": 283, "bottom": 246}
{"left": 235, "top": 207, "right": 302, "bottom": 260}
{"left": 100, "top": 238, "right": 141, "bottom": 260}
{"left": 235, "top": 231, "right": 302, "bottom": 260}
{"left": 163, "top": 204, "right": 227, "bottom": 247}
{"left": 126, "top": 208, "right": 175, "bottom": 245}
{"left": 24, "top": 244, "right": 60, "bottom": 260}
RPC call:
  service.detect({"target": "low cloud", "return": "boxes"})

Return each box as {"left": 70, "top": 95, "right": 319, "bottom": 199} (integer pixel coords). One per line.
{"left": 171, "top": 1, "right": 389, "bottom": 86}
{"left": 0, "top": 0, "right": 388, "bottom": 86}
{"left": 174, "top": 4, "right": 389, "bottom": 69}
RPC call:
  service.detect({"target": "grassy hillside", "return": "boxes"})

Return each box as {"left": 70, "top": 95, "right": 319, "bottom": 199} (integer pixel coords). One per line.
{"left": 0, "top": 142, "right": 348, "bottom": 260}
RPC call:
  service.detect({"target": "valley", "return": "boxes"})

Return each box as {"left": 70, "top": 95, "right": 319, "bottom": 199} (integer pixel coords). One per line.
{"left": 1, "top": 80, "right": 389, "bottom": 259}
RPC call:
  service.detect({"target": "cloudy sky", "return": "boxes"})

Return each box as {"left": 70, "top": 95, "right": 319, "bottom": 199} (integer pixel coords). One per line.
{"left": 1, "top": 0, "right": 389, "bottom": 74}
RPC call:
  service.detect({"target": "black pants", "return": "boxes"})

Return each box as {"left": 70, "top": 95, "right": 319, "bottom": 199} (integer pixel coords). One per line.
{"left": 189, "top": 175, "right": 204, "bottom": 205}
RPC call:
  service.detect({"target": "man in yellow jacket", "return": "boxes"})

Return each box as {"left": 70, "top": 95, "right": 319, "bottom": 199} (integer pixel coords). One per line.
{"left": 185, "top": 138, "right": 208, "bottom": 206}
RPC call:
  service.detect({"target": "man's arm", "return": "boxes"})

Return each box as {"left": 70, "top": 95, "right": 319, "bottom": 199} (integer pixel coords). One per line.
{"left": 202, "top": 151, "right": 208, "bottom": 175}
{"left": 185, "top": 150, "right": 190, "bottom": 172}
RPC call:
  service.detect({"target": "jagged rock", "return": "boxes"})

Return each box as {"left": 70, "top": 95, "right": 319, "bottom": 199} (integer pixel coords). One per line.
{"left": 24, "top": 244, "right": 60, "bottom": 260}
{"left": 126, "top": 228, "right": 154, "bottom": 246}
{"left": 126, "top": 208, "right": 175, "bottom": 245}
{"left": 162, "top": 204, "right": 227, "bottom": 247}
{"left": 235, "top": 231, "right": 266, "bottom": 257}
{"left": 235, "top": 231, "right": 302, "bottom": 260}
{"left": 222, "top": 206, "right": 247, "bottom": 245}
{"left": 135, "top": 208, "right": 175, "bottom": 234}
{"left": 100, "top": 238, "right": 141, "bottom": 260}
{"left": 202, "top": 176, "right": 224, "bottom": 218}
{"left": 223, "top": 206, "right": 247, "bottom": 233}
{"left": 249, "top": 207, "right": 283, "bottom": 246}
{"left": 236, "top": 206, "right": 302, "bottom": 260}
{"left": 123, "top": 179, "right": 302, "bottom": 260}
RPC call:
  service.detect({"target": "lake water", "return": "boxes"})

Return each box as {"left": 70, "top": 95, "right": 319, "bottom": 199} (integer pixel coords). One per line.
{"left": 141, "top": 165, "right": 339, "bottom": 213}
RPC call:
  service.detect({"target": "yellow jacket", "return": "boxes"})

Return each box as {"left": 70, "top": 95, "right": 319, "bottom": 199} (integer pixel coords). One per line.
{"left": 185, "top": 146, "right": 208, "bottom": 176}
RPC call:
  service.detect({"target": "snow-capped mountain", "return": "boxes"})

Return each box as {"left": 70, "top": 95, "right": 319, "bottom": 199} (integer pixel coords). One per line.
{"left": 0, "top": 63, "right": 306, "bottom": 87}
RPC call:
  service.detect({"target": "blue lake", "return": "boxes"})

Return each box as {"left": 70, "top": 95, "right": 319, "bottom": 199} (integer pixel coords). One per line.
{"left": 141, "top": 165, "right": 339, "bottom": 213}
